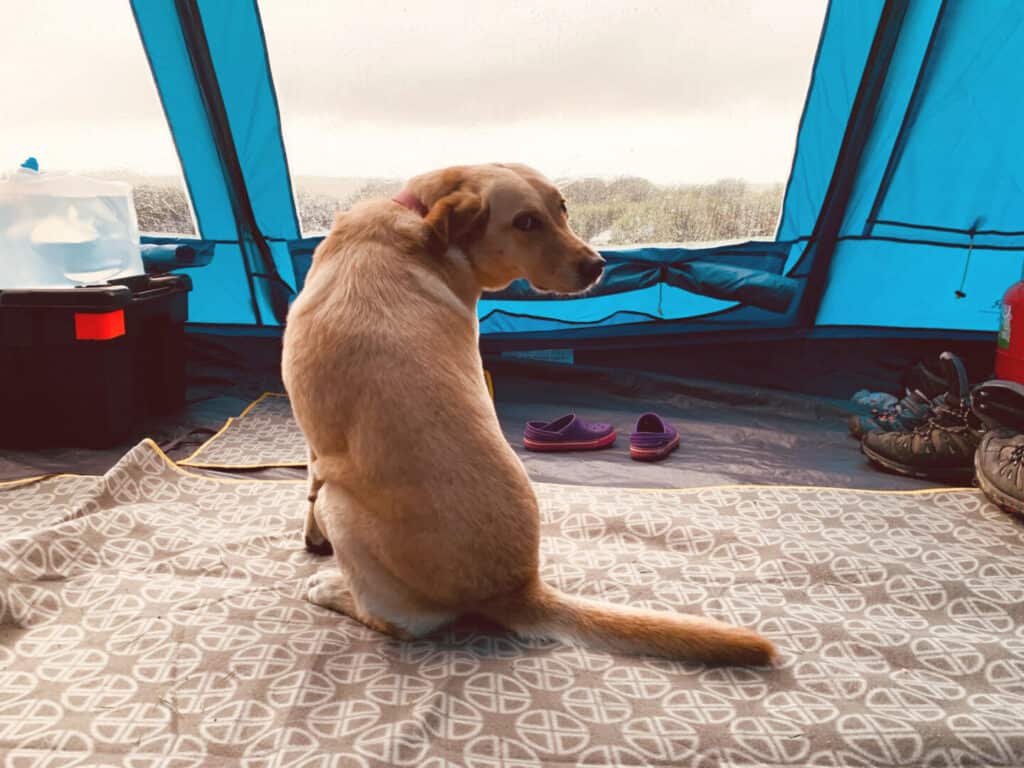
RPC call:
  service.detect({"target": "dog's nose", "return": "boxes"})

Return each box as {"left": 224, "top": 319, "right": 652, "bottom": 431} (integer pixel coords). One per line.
{"left": 578, "top": 257, "right": 606, "bottom": 285}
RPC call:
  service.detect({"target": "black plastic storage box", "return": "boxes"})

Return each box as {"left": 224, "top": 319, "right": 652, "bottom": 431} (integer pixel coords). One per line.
{"left": 0, "top": 274, "right": 191, "bottom": 448}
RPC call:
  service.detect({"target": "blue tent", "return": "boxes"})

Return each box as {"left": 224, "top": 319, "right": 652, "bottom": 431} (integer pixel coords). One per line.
{"left": 132, "top": 0, "right": 1024, "bottom": 342}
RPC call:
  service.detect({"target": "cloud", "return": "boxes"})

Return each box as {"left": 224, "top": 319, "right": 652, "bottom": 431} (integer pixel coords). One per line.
{"left": 1, "top": 0, "right": 827, "bottom": 182}
{"left": 262, "top": 0, "right": 826, "bottom": 124}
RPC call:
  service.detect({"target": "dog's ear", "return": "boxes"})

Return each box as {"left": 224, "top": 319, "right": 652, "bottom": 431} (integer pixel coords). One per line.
{"left": 423, "top": 190, "right": 488, "bottom": 256}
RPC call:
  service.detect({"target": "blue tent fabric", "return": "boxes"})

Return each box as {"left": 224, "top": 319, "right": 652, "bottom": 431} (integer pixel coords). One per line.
{"left": 869, "top": 2, "right": 1024, "bottom": 241}
{"left": 777, "top": 0, "right": 885, "bottom": 244}
{"left": 840, "top": 0, "right": 947, "bottom": 237}
{"left": 129, "top": 0, "right": 1022, "bottom": 340}
{"left": 131, "top": 0, "right": 236, "bottom": 242}
{"left": 813, "top": 0, "right": 1024, "bottom": 331}
{"left": 290, "top": 239, "right": 797, "bottom": 314}
{"left": 196, "top": 1, "right": 300, "bottom": 244}
{"left": 132, "top": 0, "right": 298, "bottom": 326}
{"left": 488, "top": 243, "right": 791, "bottom": 302}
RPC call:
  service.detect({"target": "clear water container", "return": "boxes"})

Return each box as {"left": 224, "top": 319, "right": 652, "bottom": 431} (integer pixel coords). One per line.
{"left": 0, "top": 161, "right": 145, "bottom": 289}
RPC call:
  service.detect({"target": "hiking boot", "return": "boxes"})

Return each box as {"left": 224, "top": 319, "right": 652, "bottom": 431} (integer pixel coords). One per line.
{"left": 971, "top": 379, "right": 1024, "bottom": 433}
{"left": 974, "top": 430, "right": 1024, "bottom": 516}
{"left": 901, "top": 358, "right": 949, "bottom": 400}
{"left": 861, "top": 400, "right": 984, "bottom": 482}
{"left": 848, "top": 388, "right": 936, "bottom": 439}
{"left": 860, "top": 352, "right": 983, "bottom": 482}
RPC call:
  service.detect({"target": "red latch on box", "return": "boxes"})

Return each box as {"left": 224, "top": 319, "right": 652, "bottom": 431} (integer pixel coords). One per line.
{"left": 74, "top": 310, "right": 126, "bottom": 341}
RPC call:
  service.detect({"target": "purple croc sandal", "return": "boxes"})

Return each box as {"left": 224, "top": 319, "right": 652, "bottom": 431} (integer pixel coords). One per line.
{"left": 523, "top": 414, "right": 616, "bottom": 452}
{"left": 630, "top": 413, "right": 680, "bottom": 461}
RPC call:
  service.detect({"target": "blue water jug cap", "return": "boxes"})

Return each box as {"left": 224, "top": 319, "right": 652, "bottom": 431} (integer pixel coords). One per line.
{"left": 20, "top": 157, "right": 39, "bottom": 172}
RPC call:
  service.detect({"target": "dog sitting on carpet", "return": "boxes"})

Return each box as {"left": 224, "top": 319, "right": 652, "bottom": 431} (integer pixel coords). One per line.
{"left": 281, "top": 163, "right": 775, "bottom": 665}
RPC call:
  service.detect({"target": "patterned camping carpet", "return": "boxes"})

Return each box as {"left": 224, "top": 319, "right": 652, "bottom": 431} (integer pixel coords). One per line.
{"left": 180, "top": 393, "right": 305, "bottom": 469}
{"left": 3, "top": 440, "right": 1024, "bottom": 766}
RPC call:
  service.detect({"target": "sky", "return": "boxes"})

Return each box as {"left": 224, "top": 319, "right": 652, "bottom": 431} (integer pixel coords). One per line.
{"left": 2, "top": 0, "right": 827, "bottom": 185}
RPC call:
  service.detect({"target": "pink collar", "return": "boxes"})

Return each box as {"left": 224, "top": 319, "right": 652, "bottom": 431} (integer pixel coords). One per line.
{"left": 392, "top": 190, "right": 428, "bottom": 217}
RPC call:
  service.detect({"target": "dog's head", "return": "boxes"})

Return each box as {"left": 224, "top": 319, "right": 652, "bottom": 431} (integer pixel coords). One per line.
{"left": 405, "top": 164, "right": 605, "bottom": 294}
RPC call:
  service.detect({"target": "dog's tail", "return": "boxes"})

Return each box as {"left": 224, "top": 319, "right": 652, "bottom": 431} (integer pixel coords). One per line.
{"left": 480, "top": 581, "right": 775, "bottom": 666}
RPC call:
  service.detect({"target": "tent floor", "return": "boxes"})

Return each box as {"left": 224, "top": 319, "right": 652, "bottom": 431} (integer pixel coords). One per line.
{"left": 0, "top": 332, "right": 994, "bottom": 490}
{"left": 6, "top": 439, "right": 1021, "bottom": 765}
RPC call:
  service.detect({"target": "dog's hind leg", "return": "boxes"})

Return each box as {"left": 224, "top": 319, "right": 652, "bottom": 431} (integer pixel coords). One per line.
{"left": 306, "top": 484, "right": 455, "bottom": 640}
{"left": 303, "top": 447, "right": 332, "bottom": 555}
{"left": 306, "top": 569, "right": 416, "bottom": 640}
{"left": 306, "top": 560, "right": 454, "bottom": 641}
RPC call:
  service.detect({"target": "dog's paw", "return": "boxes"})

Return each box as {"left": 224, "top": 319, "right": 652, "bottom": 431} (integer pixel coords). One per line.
{"left": 306, "top": 571, "right": 353, "bottom": 612}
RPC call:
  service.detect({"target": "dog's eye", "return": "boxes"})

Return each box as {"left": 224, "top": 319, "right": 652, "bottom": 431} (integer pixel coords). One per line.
{"left": 513, "top": 213, "right": 541, "bottom": 232}
{"left": 559, "top": 200, "right": 568, "bottom": 215}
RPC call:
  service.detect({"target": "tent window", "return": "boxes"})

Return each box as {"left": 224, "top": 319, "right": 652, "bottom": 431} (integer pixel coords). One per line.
{"left": 2, "top": 1, "right": 196, "bottom": 236}
{"left": 261, "top": 0, "right": 825, "bottom": 244}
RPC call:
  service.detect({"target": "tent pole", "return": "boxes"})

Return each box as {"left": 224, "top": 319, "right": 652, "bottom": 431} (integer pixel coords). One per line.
{"left": 172, "top": 0, "right": 293, "bottom": 326}
{"left": 796, "top": 0, "right": 912, "bottom": 328}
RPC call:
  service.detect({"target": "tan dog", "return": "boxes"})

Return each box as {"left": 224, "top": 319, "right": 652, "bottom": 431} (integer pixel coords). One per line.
{"left": 282, "top": 163, "right": 775, "bottom": 665}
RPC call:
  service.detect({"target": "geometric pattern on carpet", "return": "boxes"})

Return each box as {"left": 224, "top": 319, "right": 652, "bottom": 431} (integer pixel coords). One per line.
{"left": 3, "top": 440, "right": 1024, "bottom": 766}
{"left": 179, "top": 393, "right": 306, "bottom": 469}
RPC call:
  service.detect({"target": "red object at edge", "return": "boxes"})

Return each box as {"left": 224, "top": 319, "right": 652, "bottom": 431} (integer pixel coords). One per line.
{"left": 74, "top": 310, "right": 126, "bottom": 341}
{"left": 996, "top": 281, "right": 1024, "bottom": 384}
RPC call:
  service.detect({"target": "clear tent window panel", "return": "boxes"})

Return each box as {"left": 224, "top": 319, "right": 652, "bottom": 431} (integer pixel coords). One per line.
{"left": 260, "top": 0, "right": 826, "bottom": 243}
{"left": 1, "top": 0, "right": 197, "bottom": 236}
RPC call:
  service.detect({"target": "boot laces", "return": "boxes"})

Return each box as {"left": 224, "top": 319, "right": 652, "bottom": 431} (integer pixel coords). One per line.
{"left": 1009, "top": 444, "right": 1024, "bottom": 465}
{"left": 914, "top": 400, "right": 969, "bottom": 436}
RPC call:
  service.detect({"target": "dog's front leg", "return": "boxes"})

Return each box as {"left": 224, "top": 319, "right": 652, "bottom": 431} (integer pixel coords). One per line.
{"left": 303, "top": 447, "right": 332, "bottom": 555}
